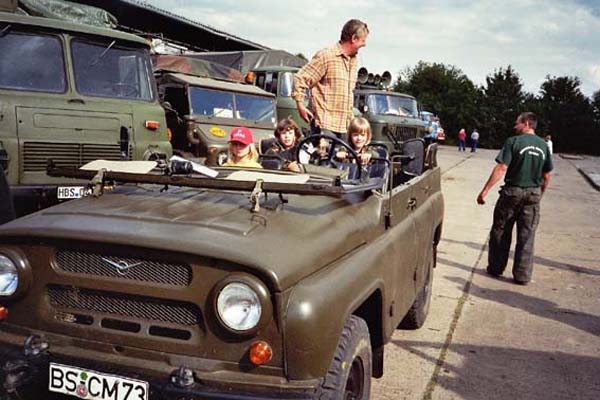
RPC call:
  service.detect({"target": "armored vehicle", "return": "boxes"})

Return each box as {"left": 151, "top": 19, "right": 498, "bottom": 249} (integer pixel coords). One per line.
{"left": 0, "top": 11, "right": 172, "bottom": 214}
{"left": 0, "top": 134, "right": 443, "bottom": 399}
{"left": 354, "top": 68, "right": 426, "bottom": 151}
{"left": 154, "top": 55, "right": 277, "bottom": 166}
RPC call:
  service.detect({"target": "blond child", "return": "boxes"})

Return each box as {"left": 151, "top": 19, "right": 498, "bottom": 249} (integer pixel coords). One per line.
{"left": 223, "top": 127, "right": 262, "bottom": 168}
{"left": 336, "top": 117, "right": 375, "bottom": 165}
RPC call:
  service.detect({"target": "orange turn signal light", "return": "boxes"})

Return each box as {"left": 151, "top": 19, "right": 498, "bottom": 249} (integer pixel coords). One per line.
{"left": 245, "top": 71, "right": 255, "bottom": 84}
{"left": 167, "top": 127, "right": 173, "bottom": 142}
{"left": 145, "top": 120, "right": 160, "bottom": 130}
{"left": 0, "top": 306, "right": 8, "bottom": 321}
{"left": 249, "top": 341, "right": 272, "bottom": 365}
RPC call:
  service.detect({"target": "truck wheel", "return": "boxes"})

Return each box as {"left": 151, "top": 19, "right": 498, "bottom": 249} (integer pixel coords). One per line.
{"left": 317, "top": 315, "right": 371, "bottom": 400}
{"left": 399, "top": 250, "right": 433, "bottom": 329}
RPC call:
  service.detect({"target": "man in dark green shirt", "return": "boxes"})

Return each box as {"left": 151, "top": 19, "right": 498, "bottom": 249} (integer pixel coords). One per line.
{"left": 477, "top": 112, "right": 553, "bottom": 285}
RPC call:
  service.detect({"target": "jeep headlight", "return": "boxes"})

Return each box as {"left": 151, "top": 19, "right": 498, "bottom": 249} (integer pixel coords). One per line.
{"left": 217, "top": 282, "right": 262, "bottom": 331}
{"left": 0, "top": 254, "right": 18, "bottom": 296}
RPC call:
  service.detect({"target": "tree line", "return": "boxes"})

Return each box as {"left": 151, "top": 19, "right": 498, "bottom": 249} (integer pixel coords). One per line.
{"left": 394, "top": 62, "right": 600, "bottom": 154}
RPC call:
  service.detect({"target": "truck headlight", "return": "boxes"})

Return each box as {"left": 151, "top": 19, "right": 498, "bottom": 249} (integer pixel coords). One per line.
{"left": 217, "top": 282, "right": 262, "bottom": 332}
{"left": 0, "top": 254, "right": 18, "bottom": 296}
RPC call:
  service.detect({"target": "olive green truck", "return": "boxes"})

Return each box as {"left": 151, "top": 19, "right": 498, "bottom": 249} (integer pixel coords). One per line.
{"left": 0, "top": 11, "right": 171, "bottom": 214}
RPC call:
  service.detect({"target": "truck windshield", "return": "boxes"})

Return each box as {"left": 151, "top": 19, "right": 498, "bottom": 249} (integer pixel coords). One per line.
{"left": 189, "top": 87, "right": 274, "bottom": 122}
{"left": 0, "top": 32, "right": 66, "bottom": 93}
{"left": 236, "top": 94, "right": 275, "bottom": 122}
{"left": 367, "top": 95, "right": 418, "bottom": 118}
{"left": 71, "top": 39, "right": 154, "bottom": 101}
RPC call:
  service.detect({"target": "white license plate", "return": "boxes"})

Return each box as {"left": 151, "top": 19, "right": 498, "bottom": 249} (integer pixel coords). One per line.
{"left": 49, "top": 363, "right": 149, "bottom": 400}
{"left": 57, "top": 186, "right": 91, "bottom": 199}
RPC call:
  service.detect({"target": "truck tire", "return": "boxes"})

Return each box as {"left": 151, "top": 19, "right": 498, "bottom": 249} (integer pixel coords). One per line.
{"left": 399, "top": 250, "right": 433, "bottom": 329}
{"left": 316, "top": 315, "right": 372, "bottom": 400}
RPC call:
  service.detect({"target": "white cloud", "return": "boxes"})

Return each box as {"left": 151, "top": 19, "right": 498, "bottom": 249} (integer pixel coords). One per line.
{"left": 142, "top": 0, "right": 600, "bottom": 96}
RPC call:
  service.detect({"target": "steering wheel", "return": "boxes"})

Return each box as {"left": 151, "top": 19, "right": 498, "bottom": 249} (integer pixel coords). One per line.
{"left": 296, "top": 134, "right": 362, "bottom": 180}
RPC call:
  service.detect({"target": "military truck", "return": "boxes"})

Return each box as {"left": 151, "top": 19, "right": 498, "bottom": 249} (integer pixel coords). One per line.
{"left": 250, "top": 66, "right": 310, "bottom": 133}
{"left": 0, "top": 133, "right": 443, "bottom": 399}
{"left": 354, "top": 68, "right": 426, "bottom": 151}
{"left": 154, "top": 55, "right": 277, "bottom": 166}
{"left": 0, "top": 10, "right": 172, "bottom": 214}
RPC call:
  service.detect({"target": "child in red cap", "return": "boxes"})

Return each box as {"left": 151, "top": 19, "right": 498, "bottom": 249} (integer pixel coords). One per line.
{"left": 223, "top": 126, "right": 262, "bottom": 168}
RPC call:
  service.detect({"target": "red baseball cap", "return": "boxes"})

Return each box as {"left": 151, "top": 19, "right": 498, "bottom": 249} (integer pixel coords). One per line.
{"left": 229, "top": 126, "right": 254, "bottom": 145}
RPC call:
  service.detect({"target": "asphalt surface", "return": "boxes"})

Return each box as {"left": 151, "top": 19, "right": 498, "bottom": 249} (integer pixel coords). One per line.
{"left": 372, "top": 146, "right": 600, "bottom": 400}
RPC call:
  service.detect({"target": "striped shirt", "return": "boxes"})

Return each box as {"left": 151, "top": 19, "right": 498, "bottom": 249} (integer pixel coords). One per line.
{"left": 292, "top": 43, "right": 358, "bottom": 134}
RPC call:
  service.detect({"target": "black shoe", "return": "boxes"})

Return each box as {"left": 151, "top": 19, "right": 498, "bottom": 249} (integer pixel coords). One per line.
{"left": 486, "top": 268, "right": 502, "bottom": 277}
{"left": 513, "top": 278, "right": 529, "bottom": 286}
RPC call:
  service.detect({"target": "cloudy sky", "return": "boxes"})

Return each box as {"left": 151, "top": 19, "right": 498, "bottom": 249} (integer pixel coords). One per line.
{"left": 142, "top": 0, "right": 600, "bottom": 97}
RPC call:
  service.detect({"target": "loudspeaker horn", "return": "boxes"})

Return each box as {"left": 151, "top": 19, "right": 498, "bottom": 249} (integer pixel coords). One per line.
{"left": 367, "top": 73, "right": 374, "bottom": 84}
{"left": 381, "top": 71, "right": 392, "bottom": 87}
{"left": 374, "top": 74, "right": 381, "bottom": 85}
{"left": 358, "top": 67, "right": 368, "bottom": 84}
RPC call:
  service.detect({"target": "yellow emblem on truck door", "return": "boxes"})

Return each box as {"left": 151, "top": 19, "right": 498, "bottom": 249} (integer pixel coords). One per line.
{"left": 209, "top": 127, "right": 226, "bottom": 137}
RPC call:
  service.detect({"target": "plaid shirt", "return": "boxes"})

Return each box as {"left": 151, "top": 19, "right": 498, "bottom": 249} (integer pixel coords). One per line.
{"left": 292, "top": 43, "right": 358, "bottom": 134}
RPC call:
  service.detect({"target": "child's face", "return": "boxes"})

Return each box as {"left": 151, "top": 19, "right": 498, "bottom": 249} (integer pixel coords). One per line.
{"left": 231, "top": 142, "right": 250, "bottom": 160}
{"left": 351, "top": 131, "right": 368, "bottom": 150}
{"left": 279, "top": 129, "right": 296, "bottom": 149}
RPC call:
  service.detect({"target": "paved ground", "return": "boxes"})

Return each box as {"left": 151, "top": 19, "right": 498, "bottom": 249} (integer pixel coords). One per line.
{"left": 372, "top": 146, "right": 600, "bottom": 399}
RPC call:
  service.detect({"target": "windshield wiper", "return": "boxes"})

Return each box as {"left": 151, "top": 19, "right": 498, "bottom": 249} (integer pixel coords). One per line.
{"left": 88, "top": 40, "right": 116, "bottom": 67}
{"left": 0, "top": 25, "right": 12, "bottom": 38}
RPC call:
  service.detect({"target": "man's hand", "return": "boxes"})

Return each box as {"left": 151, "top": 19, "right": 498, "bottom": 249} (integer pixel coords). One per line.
{"left": 297, "top": 102, "right": 314, "bottom": 123}
{"left": 477, "top": 191, "right": 486, "bottom": 205}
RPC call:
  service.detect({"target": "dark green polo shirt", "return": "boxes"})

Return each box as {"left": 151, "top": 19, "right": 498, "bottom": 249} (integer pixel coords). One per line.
{"left": 496, "top": 133, "right": 553, "bottom": 187}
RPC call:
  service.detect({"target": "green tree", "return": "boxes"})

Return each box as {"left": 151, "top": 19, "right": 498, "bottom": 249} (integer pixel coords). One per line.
{"left": 394, "top": 61, "right": 480, "bottom": 144}
{"left": 592, "top": 90, "right": 600, "bottom": 123}
{"left": 480, "top": 66, "right": 528, "bottom": 148}
{"left": 538, "top": 76, "right": 598, "bottom": 154}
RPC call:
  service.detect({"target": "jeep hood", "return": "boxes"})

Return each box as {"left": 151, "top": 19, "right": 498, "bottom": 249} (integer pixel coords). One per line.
{"left": 0, "top": 185, "right": 383, "bottom": 291}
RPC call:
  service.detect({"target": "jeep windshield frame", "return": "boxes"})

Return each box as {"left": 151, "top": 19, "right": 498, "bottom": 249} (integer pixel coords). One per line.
{"left": 47, "top": 165, "right": 385, "bottom": 197}
{"left": 71, "top": 38, "right": 155, "bottom": 101}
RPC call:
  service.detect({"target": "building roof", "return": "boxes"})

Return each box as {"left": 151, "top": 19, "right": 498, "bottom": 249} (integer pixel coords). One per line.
{"left": 69, "top": 0, "right": 269, "bottom": 51}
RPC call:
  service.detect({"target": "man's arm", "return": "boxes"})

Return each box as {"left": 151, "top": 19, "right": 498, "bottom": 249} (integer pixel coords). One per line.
{"left": 291, "top": 51, "right": 326, "bottom": 123}
{"left": 477, "top": 163, "right": 507, "bottom": 205}
{"left": 542, "top": 171, "right": 551, "bottom": 194}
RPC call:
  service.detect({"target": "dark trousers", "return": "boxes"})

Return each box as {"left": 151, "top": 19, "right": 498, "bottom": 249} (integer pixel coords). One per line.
{"left": 488, "top": 185, "right": 542, "bottom": 282}
{"left": 471, "top": 139, "right": 478, "bottom": 152}
{"left": 310, "top": 122, "right": 347, "bottom": 143}
{"left": 458, "top": 139, "right": 466, "bottom": 151}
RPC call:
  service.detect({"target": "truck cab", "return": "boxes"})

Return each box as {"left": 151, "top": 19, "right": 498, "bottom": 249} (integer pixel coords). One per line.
{"left": 0, "top": 11, "right": 171, "bottom": 214}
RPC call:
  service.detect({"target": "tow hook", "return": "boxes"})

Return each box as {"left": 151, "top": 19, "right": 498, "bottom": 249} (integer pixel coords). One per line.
{"left": 23, "top": 334, "right": 48, "bottom": 357}
{"left": 170, "top": 366, "right": 195, "bottom": 388}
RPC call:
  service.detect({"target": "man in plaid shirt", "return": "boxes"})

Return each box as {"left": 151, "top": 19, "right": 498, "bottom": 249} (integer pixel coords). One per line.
{"left": 292, "top": 19, "right": 369, "bottom": 139}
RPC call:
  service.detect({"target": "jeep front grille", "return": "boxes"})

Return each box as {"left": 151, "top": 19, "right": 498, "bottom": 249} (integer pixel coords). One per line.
{"left": 56, "top": 250, "right": 192, "bottom": 287}
{"left": 23, "top": 142, "right": 132, "bottom": 172}
{"left": 47, "top": 285, "right": 201, "bottom": 326}
{"left": 384, "top": 125, "right": 418, "bottom": 142}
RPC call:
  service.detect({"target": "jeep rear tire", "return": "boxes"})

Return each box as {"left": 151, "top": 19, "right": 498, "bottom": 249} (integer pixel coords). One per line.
{"left": 316, "top": 315, "right": 371, "bottom": 400}
{"left": 399, "top": 249, "right": 433, "bottom": 329}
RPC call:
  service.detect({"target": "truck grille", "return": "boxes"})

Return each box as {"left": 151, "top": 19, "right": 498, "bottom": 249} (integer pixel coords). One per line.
{"left": 56, "top": 250, "right": 192, "bottom": 287}
{"left": 23, "top": 142, "right": 132, "bottom": 172}
{"left": 384, "top": 125, "right": 418, "bottom": 142}
{"left": 47, "top": 285, "right": 201, "bottom": 326}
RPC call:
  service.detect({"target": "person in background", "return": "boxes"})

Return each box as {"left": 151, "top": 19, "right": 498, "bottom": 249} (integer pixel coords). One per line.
{"left": 545, "top": 135, "right": 553, "bottom": 155}
{"left": 292, "top": 19, "right": 369, "bottom": 141}
{"left": 223, "top": 127, "right": 262, "bottom": 168}
{"left": 470, "top": 128, "right": 480, "bottom": 152}
{"left": 477, "top": 112, "right": 553, "bottom": 285}
{"left": 0, "top": 164, "right": 16, "bottom": 225}
{"left": 424, "top": 117, "right": 439, "bottom": 143}
{"left": 458, "top": 128, "right": 467, "bottom": 151}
